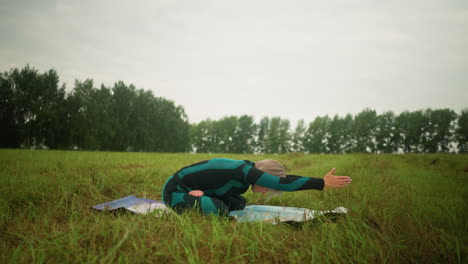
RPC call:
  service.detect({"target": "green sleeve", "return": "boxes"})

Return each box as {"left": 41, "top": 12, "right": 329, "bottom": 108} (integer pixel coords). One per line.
{"left": 244, "top": 164, "right": 324, "bottom": 191}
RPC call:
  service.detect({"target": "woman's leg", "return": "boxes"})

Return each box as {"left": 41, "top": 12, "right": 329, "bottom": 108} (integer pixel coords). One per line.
{"left": 163, "top": 176, "right": 230, "bottom": 216}
{"left": 221, "top": 194, "right": 247, "bottom": 211}
{"left": 166, "top": 190, "right": 230, "bottom": 216}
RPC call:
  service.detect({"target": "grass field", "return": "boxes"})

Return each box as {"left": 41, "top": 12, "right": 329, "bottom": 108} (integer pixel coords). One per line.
{"left": 0, "top": 149, "right": 466, "bottom": 263}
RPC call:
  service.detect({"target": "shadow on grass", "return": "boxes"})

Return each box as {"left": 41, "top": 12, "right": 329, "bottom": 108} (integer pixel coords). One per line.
{"left": 279, "top": 211, "right": 349, "bottom": 229}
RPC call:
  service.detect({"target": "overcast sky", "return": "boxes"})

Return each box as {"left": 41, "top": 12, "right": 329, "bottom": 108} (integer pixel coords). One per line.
{"left": 1, "top": 0, "right": 467, "bottom": 124}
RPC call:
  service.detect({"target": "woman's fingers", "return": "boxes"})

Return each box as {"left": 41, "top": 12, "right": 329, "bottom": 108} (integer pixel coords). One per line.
{"left": 338, "top": 176, "right": 352, "bottom": 181}
{"left": 336, "top": 176, "right": 350, "bottom": 179}
{"left": 334, "top": 176, "right": 352, "bottom": 187}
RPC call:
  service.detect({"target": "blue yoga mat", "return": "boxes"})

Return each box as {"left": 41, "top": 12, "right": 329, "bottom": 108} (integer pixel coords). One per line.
{"left": 229, "top": 205, "right": 347, "bottom": 223}
{"left": 92, "top": 195, "right": 164, "bottom": 210}
{"left": 92, "top": 196, "right": 347, "bottom": 222}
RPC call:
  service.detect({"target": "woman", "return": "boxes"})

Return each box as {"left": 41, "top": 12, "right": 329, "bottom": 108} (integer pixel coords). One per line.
{"left": 162, "top": 158, "right": 351, "bottom": 216}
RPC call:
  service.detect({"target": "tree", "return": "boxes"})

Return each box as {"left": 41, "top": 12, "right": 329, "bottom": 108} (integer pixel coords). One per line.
{"left": 128, "top": 89, "right": 154, "bottom": 151}
{"left": 66, "top": 79, "right": 102, "bottom": 150}
{"left": 375, "top": 111, "right": 399, "bottom": 153}
{"left": 217, "top": 116, "right": 238, "bottom": 153}
{"left": 352, "top": 108, "right": 377, "bottom": 153}
{"left": 0, "top": 70, "right": 20, "bottom": 147}
{"left": 265, "top": 117, "right": 280, "bottom": 154}
{"left": 327, "top": 115, "right": 344, "bottom": 154}
{"left": 456, "top": 109, "right": 468, "bottom": 154}
{"left": 36, "top": 69, "right": 67, "bottom": 149}
{"left": 304, "top": 116, "right": 330, "bottom": 153}
{"left": 255, "top": 117, "right": 270, "bottom": 153}
{"left": 10, "top": 66, "right": 42, "bottom": 147}
{"left": 151, "top": 97, "right": 190, "bottom": 152}
{"left": 422, "top": 109, "right": 457, "bottom": 153}
{"left": 93, "top": 85, "right": 115, "bottom": 150}
{"left": 109, "top": 81, "right": 136, "bottom": 151}
{"left": 277, "top": 118, "right": 291, "bottom": 154}
{"left": 291, "top": 119, "right": 306, "bottom": 153}
{"left": 0, "top": 66, "right": 65, "bottom": 148}
{"left": 396, "top": 110, "right": 427, "bottom": 153}
{"left": 232, "top": 115, "right": 257, "bottom": 153}
{"left": 190, "top": 120, "right": 213, "bottom": 153}
{"left": 263, "top": 117, "right": 290, "bottom": 154}
{"left": 340, "top": 114, "right": 354, "bottom": 153}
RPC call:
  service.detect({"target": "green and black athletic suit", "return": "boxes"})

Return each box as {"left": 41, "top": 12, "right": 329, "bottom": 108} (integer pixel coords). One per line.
{"left": 162, "top": 158, "right": 324, "bottom": 216}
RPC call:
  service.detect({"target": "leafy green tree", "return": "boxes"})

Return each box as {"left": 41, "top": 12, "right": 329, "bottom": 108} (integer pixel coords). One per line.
{"left": 375, "top": 111, "right": 399, "bottom": 153}
{"left": 37, "top": 70, "right": 67, "bottom": 149}
{"left": 191, "top": 115, "right": 256, "bottom": 154}
{"left": 0, "top": 65, "right": 190, "bottom": 152}
{"left": 151, "top": 97, "right": 190, "bottom": 152}
{"left": 263, "top": 117, "right": 290, "bottom": 154}
{"left": 47, "top": 82, "right": 70, "bottom": 149}
{"left": 255, "top": 117, "right": 270, "bottom": 153}
{"left": 190, "top": 120, "right": 213, "bottom": 153}
{"left": 327, "top": 115, "right": 345, "bottom": 154}
{"left": 304, "top": 116, "right": 330, "bottom": 153}
{"left": 109, "top": 81, "right": 137, "bottom": 151}
{"left": 278, "top": 118, "right": 291, "bottom": 154}
{"left": 352, "top": 109, "right": 377, "bottom": 153}
{"left": 456, "top": 109, "right": 468, "bottom": 153}
{"left": 265, "top": 117, "right": 280, "bottom": 154}
{"left": 0, "top": 71, "right": 20, "bottom": 147}
{"left": 232, "top": 115, "right": 257, "bottom": 153}
{"left": 291, "top": 119, "right": 306, "bottom": 153}
{"left": 9, "top": 66, "right": 42, "bottom": 147}
{"left": 93, "top": 85, "right": 115, "bottom": 150}
{"left": 421, "top": 109, "right": 457, "bottom": 153}
{"left": 128, "top": 89, "right": 154, "bottom": 151}
{"left": 217, "top": 116, "right": 239, "bottom": 153}
{"left": 0, "top": 66, "right": 65, "bottom": 148}
{"left": 65, "top": 80, "right": 191, "bottom": 152}
{"left": 66, "top": 79, "right": 102, "bottom": 150}
{"left": 396, "top": 110, "right": 428, "bottom": 153}
{"left": 340, "top": 114, "right": 355, "bottom": 153}
{"left": 168, "top": 104, "right": 190, "bottom": 152}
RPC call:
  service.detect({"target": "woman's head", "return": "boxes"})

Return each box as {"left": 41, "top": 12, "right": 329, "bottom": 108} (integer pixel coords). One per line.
{"left": 252, "top": 159, "right": 286, "bottom": 195}
{"left": 254, "top": 159, "right": 286, "bottom": 177}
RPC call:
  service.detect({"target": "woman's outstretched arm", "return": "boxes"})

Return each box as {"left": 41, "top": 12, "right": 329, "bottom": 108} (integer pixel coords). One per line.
{"left": 245, "top": 164, "right": 351, "bottom": 191}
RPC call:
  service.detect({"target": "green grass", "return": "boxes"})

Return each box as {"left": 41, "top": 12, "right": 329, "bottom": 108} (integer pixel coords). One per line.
{"left": 0, "top": 150, "right": 466, "bottom": 263}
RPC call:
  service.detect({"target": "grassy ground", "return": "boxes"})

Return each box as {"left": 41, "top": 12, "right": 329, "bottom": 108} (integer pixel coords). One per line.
{"left": 0, "top": 149, "right": 466, "bottom": 263}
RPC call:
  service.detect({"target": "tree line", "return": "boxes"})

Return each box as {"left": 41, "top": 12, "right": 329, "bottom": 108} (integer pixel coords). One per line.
{"left": 191, "top": 109, "right": 468, "bottom": 154}
{"left": 0, "top": 65, "right": 189, "bottom": 152}
{"left": 1, "top": 65, "right": 467, "bottom": 153}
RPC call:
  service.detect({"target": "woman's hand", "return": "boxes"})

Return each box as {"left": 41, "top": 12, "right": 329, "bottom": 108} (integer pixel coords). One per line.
{"left": 189, "top": 190, "right": 204, "bottom": 197}
{"left": 323, "top": 168, "right": 352, "bottom": 189}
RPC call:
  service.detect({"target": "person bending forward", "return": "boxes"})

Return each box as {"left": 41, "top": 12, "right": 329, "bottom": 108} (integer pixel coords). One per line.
{"left": 162, "top": 158, "right": 351, "bottom": 216}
